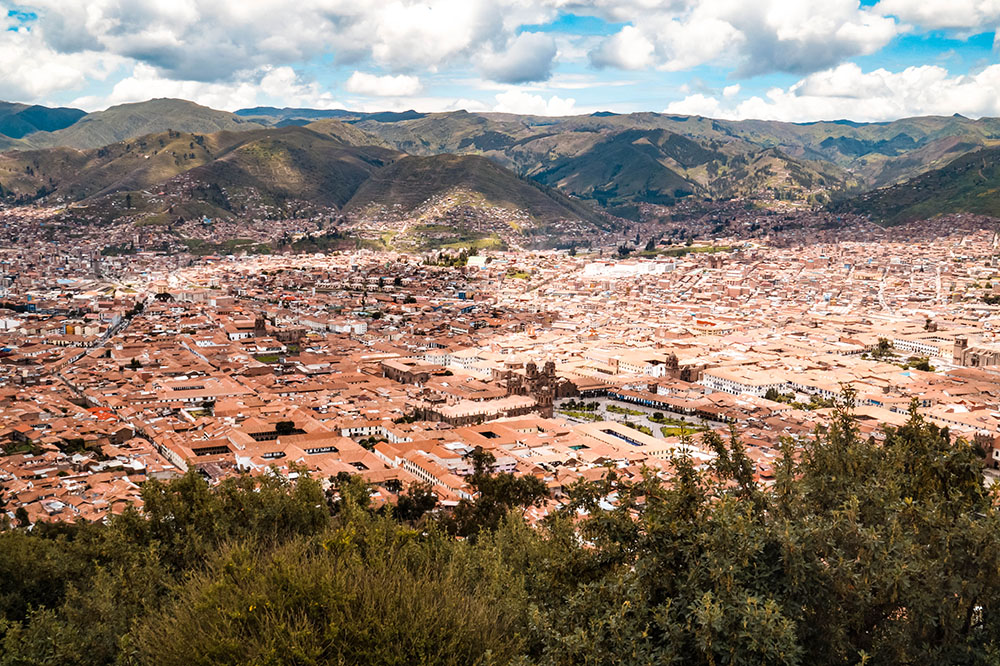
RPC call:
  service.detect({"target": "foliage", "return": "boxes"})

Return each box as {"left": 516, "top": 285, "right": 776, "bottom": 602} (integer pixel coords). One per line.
{"left": 441, "top": 448, "right": 549, "bottom": 539}
{"left": 558, "top": 409, "right": 602, "bottom": 422}
{"left": 872, "top": 337, "right": 895, "bottom": 359}
{"left": 3, "top": 399, "right": 1000, "bottom": 665}
{"left": 131, "top": 521, "right": 527, "bottom": 666}
{"left": 764, "top": 388, "right": 838, "bottom": 411}
{"left": 903, "top": 356, "right": 935, "bottom": 372}
{"left": 392, "top": 482, "right": 439, "bottom": 524}
{"left": 607, "top": 404, "right": 645, "bottom": 417}
{"left": 622, "top": 420, "right": 654, "bottom": 436}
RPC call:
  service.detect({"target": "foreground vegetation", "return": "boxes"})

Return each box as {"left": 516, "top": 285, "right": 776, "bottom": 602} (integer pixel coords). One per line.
{"left": 2, "top": 395, "right": 1000, "bottom": 665}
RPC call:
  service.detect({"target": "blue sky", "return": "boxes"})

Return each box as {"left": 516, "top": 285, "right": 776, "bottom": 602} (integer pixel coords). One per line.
{"left": 2, "top": 1, "right": 1000, "bottom": 121}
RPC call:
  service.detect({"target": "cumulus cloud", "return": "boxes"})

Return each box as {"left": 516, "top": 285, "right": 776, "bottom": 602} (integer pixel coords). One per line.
{"left": 874, "top": 0, "right": 1000, "bottom": 31}
{"left": 0, "top": 6, "right": 121, "bottom": 102}
{"left": 479, "top": 32, "right": 557, "bottom": 83}
{"left": 70, "top": 63, "right": 342, "bottom": 112}
{"left": 665, "top": 62, "right": 1000, "bottom": 121}
{"left": 0, "top": 0, "right": 992, "bottom": 120}
{"left": 493, "top": 89, "right": 576, "bottom": 115}
{"left": 589, "top": 0, "right": 896, "bottom": 76}
{"left": 345, "top": 96, "right": 490, "bottom": 113}
{"left": 344, "top": 72, "right": 422, "bottom": 97}
{"left": 589, "top": 26, "right": 656, "bottom": 69}
{"left": 20, "top": 0, "right": 511, "bottom": 82}
{"left": 26, "top": 0, "right": 339, "bottom": 83}
{"left": 369, "top": 0, "right": 512, "bottom": 70}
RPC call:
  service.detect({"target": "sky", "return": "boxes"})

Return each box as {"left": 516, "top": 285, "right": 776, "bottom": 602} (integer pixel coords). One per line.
{"left": 3, "top": 0, "right": 1000, "bottom": 122}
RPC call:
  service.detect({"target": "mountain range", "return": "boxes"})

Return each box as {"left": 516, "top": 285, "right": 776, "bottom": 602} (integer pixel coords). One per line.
{"left": 3, "top": 98, "right": 1000, "bottom": 234}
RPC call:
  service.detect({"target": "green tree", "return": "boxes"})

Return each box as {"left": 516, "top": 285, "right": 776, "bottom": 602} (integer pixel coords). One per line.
{"left": 130, "top": 519, "right": 529, "bottom": 666}
{"left": 443, "top": 448, "right": 548, "bottom": 538}
{"left": 393, "top": 482, "right": 438, "bottom": 523}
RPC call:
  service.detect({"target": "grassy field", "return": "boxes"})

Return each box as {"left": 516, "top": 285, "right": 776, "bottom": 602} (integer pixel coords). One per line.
{"left": 558, "top": 410, "right": 603, "bottom": 422}
{"left": 439, "top": 235, "right": 505, "bottom": 251}
{"left": 607, "top": 404, "right": 646, "bottom": 417}
{"left": 623, "top": 421, "right": 654, "bottom": 436}
{"left": 182, "top": 238, "right": 271, "bottom": 256}
{"left": 639, "top": 245, "right": 732, "bottom": 258}
{"left": 660, "top": 425, "right": 706, "bottom": 437}
{"left": 254, "top": 354, "right": 280, "bottom": 363}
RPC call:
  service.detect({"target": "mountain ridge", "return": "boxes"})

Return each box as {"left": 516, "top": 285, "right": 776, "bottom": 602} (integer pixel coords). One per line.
{"left": 5, "top": 98, "right": 1000, "bottom": 230}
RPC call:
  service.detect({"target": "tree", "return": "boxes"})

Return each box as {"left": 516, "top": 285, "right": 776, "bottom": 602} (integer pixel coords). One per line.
{"left": 13, "top": 507, "right": 28, "bottom": 528}
{"left": 873, "top": 337, "right": 894, "bottom": 358}
{"left": 392, "top": 482, "right": 438, "bottom": 523}
{"left": 443, "top": 448, "right": 548, "bottom": 538}
{"left": 3, "top": 394, "right": 1000, "bottom": 665}
{"left": 275, "top": 420, "right": 296, "bottom": 436}
{"left": 525, "top": 392, "right": 1000, "bottom": 665}
{"left": 129, "top": 519, "right": 528, "bottom": 666}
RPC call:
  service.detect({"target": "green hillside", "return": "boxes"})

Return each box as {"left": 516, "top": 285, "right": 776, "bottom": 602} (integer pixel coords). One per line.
{"left": 830, "top": 146, "right": 1000, "bottom": 225}
{"left": 0, "top": 102, "right": 85, "bottom": 139}
{"left": 8, "top": 97, "right": 1000, "bottom": 227}
{"left": 303, "top": 119, "right": 392, "bottom": 149}
{"left": 531, "top": 129, "right": 710, "bottom": 206}
{"left": 350, "top": 110, "right": 1000, "bottom": 203}
{"left": 18, "top": 99, "right": 265, "bottom": 150}
{"left": 0, "top": 124, "right": 601, "bottom": 235}
{"left": 345, "top": 153, "right": 600, "bottom": 225}
{"left": 183, "top": 128, "right": 399, "bottom": 209}
{"left": 0, "top": 124, "right": 400, "bottom": 217}
{"left": 706, "top": 147, "right": 860, "bottom": 202}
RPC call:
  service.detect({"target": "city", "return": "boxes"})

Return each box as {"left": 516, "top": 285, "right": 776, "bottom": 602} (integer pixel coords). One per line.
{"left": 7, "top": 0, "right": 1000, "bottom": 662}
{"left": 5, "top": 204, "right": 1000, "bottom": 524}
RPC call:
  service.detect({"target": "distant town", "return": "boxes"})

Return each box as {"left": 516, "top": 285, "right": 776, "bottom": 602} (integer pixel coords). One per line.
{"left": 4, "top": 200, "right": 1000, "bottom": 525}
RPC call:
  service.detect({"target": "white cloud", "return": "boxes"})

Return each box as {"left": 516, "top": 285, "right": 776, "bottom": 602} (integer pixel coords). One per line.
{"left": 589, "top": 25, "right": 656, "bottom": 69}
{"left": 344, "top": 72, "right": 422, "bottom": 97}
{"left": 479, "top": 32, "right": 557, "bottom": 83}
{"left": 543, "top": 74, "right": 637, "bottom": 90}
{"left": 875, "top": 0, "right": 1000, "bottom": 31}
{"left": 665, "top": 62, "right": 1000, "bottom": 121}
{"left": 664, "top": 93, "right": 726, "bottom": 118}
{"left": 345, "top": 96, "right": 490, "bottom": 113}
{"left": 20, "top": 0, "right": 511, "bottom": 82}
{"left": 370, "top": 0, "right": 502, "bottom": 70}
{"left": 0, "top": 0, "right": 990, "bottom": 121}
{"left": 8, "top": 0, "right": 563, "bottom": 108}
{"left": 27, "top": 0, "right": 340, "bottom": 82}
{"left": 493, "top": 89, "right": 576, "bottom": 115}
{"left": 589, "top": 0, "right": 896, "bottom": 76}
{"left": 70, "top": 63, "right": 342, "bottom": 112}
{"left": 0, "top": 6, "right": 122, "bottom": 102}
